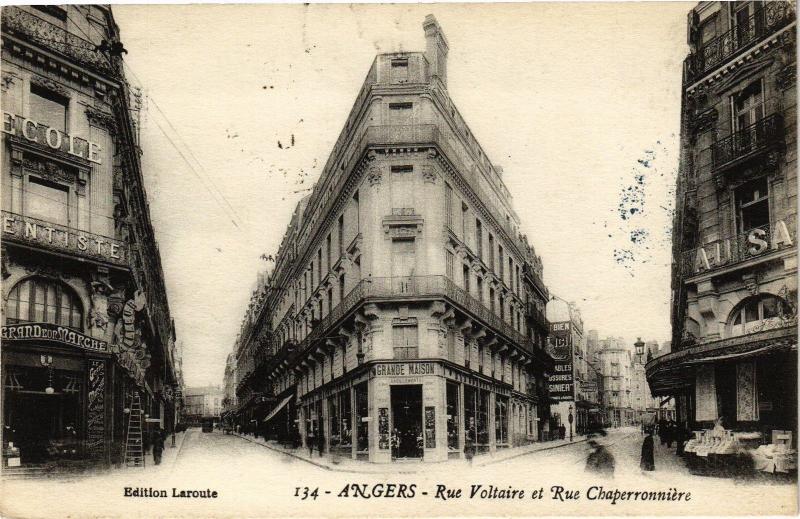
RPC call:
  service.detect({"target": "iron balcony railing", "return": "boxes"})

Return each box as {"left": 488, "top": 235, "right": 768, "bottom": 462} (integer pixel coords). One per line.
{"left": 1, "top": 210, "right": 128, "bottom": 267}
{"left": 711, "top": 113, "right": 784, "bottom": 170}
{"left": 681, "top": 216, "right": 796, "bottom": 277}
{"left": 1, "top": 6, "right": 115, "bottom": 76}
{"left": 283, "top": 275, "right": 543, "bottom": 367}
{"left": 685, "top": 2, "right": 795, "bottom": 84}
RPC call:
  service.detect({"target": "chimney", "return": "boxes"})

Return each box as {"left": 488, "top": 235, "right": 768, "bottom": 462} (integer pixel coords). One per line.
{"left": 423, "top": 14, "right": 449, "bottom": 87}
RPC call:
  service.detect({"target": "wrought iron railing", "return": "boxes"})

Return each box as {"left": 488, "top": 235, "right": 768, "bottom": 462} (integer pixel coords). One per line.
{"left": 685, "top": 2, "right": 795, "bottom": 84}
{"left": 1, "top": 210, "right": 128, "bottom": 267}
{"left": 681, "top": 216, "right": 796, "bottom": 277}
{"left": 1, "top": 6, "right": 115, "bottom": 76}
{"left": 711, "top": 113, "right": 784, "bottom": 169}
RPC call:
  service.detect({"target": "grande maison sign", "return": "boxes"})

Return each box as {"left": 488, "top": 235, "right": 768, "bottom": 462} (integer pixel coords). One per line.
{"left": 2, "top": 112, "right": 103, "bottom": 164}
{"left": 2, "top": 323, "right": 108, "bottom": 352}
{"left": 2, "top": 212, "right": 127, "bottom": 266}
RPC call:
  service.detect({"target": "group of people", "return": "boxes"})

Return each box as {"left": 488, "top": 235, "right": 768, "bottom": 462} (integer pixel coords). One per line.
{"left": 639, "top": 419, "right": 690, "bottom": 472}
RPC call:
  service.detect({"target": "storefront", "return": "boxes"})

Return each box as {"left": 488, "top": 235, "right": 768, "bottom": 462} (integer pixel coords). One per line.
{"left": 298, "top": 359, "right": 539, "bottom": 463}
{"left": 2, "top": 322, "right": 113, "bottom": 468}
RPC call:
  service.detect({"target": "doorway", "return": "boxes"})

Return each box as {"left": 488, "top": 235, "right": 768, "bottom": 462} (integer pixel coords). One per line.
{"left": 390, "top": 385, "right": 423, "bottom": 459}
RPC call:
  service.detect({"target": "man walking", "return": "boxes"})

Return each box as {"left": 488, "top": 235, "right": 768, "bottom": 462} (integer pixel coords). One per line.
{"left": 152, "top": 429, "right": 165, "bottom": 465}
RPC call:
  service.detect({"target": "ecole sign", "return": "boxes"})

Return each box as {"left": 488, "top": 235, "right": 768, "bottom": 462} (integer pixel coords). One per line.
{"left": 2, "top": 322, "right": 108, "bottom": 352}
{"left": 2, "top": 112, "right": 102, "bottom": 164}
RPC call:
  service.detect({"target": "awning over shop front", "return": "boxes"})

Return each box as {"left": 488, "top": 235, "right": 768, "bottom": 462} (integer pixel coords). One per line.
{"left": 263, "top": 394, "right": 294, "bottom": 423}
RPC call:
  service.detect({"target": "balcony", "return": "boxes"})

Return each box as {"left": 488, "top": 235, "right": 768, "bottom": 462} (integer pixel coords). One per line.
{"left": 1, "top": 210, "right": 128, "bottom": 267}
{"left": 287, "top": 275, "right": 547, "bottom": 366}
{"left": 1, "top": 6, "right": 116, "bottom": 76}
{"left": 685, "top": 2, "right": 795, "bottom": 84}
{"left": 682, "top": 217, "right": 796, "bottom": 279}
{"left": 711, "top": 114, "right": 784, "bottom": 172}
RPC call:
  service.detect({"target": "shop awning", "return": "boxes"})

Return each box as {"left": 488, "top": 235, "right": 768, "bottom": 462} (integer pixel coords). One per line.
{"left": 263, "top": 394, "right": 294, "bottom": 423}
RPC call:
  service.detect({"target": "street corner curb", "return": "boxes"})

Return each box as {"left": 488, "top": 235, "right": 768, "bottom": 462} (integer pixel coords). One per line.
{"left": 477, "top": 437, "right": 590, "bottom": 467}
{"left": 234, "top": 434, "right": 334, "bottom": 472}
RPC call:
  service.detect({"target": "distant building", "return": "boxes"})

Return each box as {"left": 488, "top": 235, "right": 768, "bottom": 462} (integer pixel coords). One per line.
{"left": 183, "top": 386, "right": 224, "bottom": 425}
{"left": 596, "top": 336, "right": 635, "bottom": 427}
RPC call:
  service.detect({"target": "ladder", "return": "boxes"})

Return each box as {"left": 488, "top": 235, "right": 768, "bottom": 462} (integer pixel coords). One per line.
{"left": 124, "top": 392, "right": 145, "bottom": 468}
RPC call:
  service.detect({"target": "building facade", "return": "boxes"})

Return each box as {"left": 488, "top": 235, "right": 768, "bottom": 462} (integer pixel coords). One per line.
{"left": 183, "top": 386, "right": 224, "bottom": 426}
{"left": 1, "top": 6, "right": 179, "bottom": 469}
{"left": 648, "top": 2, "right": 796, "bottom": 443}
{"left": 597, "top": 337, "right": 635, "bottom": 427}
{"left": 232, "top": 15, "right": 554, "bottom": 463}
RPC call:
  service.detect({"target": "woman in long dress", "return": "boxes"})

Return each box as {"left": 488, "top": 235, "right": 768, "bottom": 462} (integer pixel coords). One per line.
{"left": 640, "top": 428, "right": 655, "bottom": 471}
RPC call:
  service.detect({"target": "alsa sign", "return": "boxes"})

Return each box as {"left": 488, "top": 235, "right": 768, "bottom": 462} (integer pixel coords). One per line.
{"left": 2, "top": 322, "right": 108, "bottom": 352}
{"left": 692, "top": 221, "right": 794, "bottom": 275}
{"left": 2, "top": 112, "right": 103, "bottom": 164}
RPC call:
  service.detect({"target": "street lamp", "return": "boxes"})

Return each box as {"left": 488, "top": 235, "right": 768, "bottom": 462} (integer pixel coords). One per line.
{"left": 568, "top": 404, "right": 574, "bottom": 442}
{"left": 634, "top": 337, "right": 645, "bottom": 361}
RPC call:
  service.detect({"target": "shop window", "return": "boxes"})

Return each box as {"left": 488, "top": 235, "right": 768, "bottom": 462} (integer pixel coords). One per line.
{"left": 729, "top": 294, "right": 790, "bottom": 337}
{"left": 26, "top": 176, "right": 69, "bottom": 227}
{"left": 30, "top": 84, "right": 68, "bottom": 133}
{"left": 446, "top": 382, "right": 459, "bottom": 451}
{"left": 328, "top": 396, "right": 341, "bottom": 447}
{"left": 392, "top": 321, "right": 418, "bottom": 359}
{"left": 354, "top": 383, "right": 368, "bottom": 452}
{"left": 735, "top": 177, "right": 769, "bottom": 234}
{"left": 6, "top": 277, "right": 83, "bottom": 329}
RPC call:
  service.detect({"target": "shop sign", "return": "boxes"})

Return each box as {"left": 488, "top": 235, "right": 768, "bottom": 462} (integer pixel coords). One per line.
{"left": 2, "top": 212, "right": 127, "bottom": 266}
{"left": 372, "top": 362, "right": 436, "bottom": 377}
{"left": 690, "top": 220, "right": 794, "bottom": 275}
{"left": 2, "top": 112, "right": 103, "bottom": 164}
{"left": 2, "top": 322, "right": 108, "bottom": 352}
{"left": 547, "top": 321, "right": 574, "bottom": 401}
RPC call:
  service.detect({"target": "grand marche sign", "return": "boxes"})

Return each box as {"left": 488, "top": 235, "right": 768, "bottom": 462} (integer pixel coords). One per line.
{"left": 2, "top": 322, "right": 108, "bottom": 352}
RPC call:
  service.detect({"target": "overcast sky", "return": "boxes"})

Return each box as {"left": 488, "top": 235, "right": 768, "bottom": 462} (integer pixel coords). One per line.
{"left": 113, "top": 2, "right": 692, "bottom": 388}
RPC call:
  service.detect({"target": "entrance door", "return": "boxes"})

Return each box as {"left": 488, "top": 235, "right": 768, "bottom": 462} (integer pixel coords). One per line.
{"left": 390, "top": 385, "right": 423, "bottom": 459}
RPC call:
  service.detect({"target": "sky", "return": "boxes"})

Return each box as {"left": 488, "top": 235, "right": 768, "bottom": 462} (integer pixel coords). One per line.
{"left": 112, "top": 2, "right": 692, "bottom": 388}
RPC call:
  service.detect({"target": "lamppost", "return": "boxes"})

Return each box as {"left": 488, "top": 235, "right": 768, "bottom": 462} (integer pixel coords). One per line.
{"left": 634, "top": 338, "right": 645, "bottom": 425}
{"left": 568, "top": 404, "right": 574, "bottom": 442}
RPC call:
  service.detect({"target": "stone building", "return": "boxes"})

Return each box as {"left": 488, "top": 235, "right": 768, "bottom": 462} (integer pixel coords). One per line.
{"left": 647, "top": 2, "right": 796, "bottom": 440}
{"left": 1, "top": 6, "right": 179, "bottom": 469}
{"left": 183, "top": 386, "right": 224, "bottom": 426}
{"left": 597, "top": 336, "right": 635, "bottom": 427}
{"left": 232, "top": 15, "right": 553, "bottom": 463}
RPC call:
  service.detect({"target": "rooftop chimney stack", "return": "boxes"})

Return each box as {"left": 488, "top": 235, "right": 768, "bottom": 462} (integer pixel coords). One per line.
{"left": 423, "top": 14, "right": 449, "bottom": 87}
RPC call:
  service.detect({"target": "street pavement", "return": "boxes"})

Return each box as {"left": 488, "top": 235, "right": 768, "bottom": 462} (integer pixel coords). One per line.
{"left": 1, "top": 427, "right": 795, "bottom": 518}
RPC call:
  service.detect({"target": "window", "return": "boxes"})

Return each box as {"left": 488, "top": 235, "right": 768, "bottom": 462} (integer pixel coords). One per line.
{"left": 338, "top": 215, "right": 344, "bottom": 256}
{"left": 33, "top": 5, "right": 68, "bottom": 22}
{"left": 26, "top": 176, "right": 69, "bottom": 226}
{"left": 499, "top": 246, "right": 505, "bottom": 279}
{"left": 735, "top": 177, "right": 769, "bottom": 233}
{"left": 499, "top": 294, "right": 505, "bottom": 320}
{"left": 509, "top": 258, "right": 514, "bottom": 291}
{"left": 392, "top": 322, "right": 418, "bottom": 359}
{"left": 326, "top": 234, "right": 331, "bottom": 270}
{"left": 447, "top": 327, "right": 455, "bottom": 360}
{"left": 445, "top": 249, "right": 454, "bottom": 280}
{"left": 489, "top": 287, "right": 496, "bottom": 313}
{"left": 475, "top": 219, "right": 483, "bottom": 260}
{"left": 476, "top": 277, "right": 483, "bottom": 304}
{"left": 388, "top": 102, "right": 413, "bottom": 110}
{"left": 461, "top": 203, "right": 468, "bottom": 240}
{"left": 730, "top": 294, "right": 788, "bottom": 336}
{"left": 391, "top": 59, "right": 409, "bottom": 82}
{"left": 391, "top": 239, "right": 415, "bottom": 279}
{"left": 733, "top": 81, "right": 764, "bottom": 133}
{"left": 30, "top": 84, "right": 68, "bottom": 133}
{"left": 463, "top": 265, "right": 470, "bottom": 293}
{"left": 391, "top": 165, "right": 413, "bottom": 210}
{"left": 6, "top": 277, "right": 83, "bottom": 329}
{"left": 339, "top": 274, "right": 345, "bottom": 302}
{"left": 317, "top": 250, "right": 323, "bottom": 282}
{"left": 488, "top": 234, "right": 495, "bottom": 269}
{"left": 445, "top": 183, "right": 454, "bottom": 229}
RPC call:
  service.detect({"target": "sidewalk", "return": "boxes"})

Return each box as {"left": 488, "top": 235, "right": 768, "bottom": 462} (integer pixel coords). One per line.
{"left": 120, "top": 429, "right": 188, "bottom": 472}
{"left": 232, "top": 431, "right": 592, "bottom": 473}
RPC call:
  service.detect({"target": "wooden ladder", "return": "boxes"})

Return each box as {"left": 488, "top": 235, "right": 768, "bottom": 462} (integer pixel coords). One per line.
{"left": 124, "top": 392, "right": 145, "bottom": 468}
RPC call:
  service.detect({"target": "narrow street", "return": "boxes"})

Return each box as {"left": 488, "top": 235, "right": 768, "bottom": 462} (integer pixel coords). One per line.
{"left": 2, "top": 427, "right": 795, "bottom": 517}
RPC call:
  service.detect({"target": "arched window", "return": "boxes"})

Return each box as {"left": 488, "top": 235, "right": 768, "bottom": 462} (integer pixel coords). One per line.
{"left": 728, "top": 294, "right": 789, "bottom": 337}
{"left": 5, "top": 277, "right": 83, "bottom": 330}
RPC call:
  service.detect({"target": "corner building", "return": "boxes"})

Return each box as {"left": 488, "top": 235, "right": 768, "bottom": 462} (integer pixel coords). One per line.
{"left": 1, "top": 6, "right": 179, "bottom": 469}
{"left": 235, "top": 16, "right": 553, "bottom": 463}
{"left": 648, "top": 2, "right": 796, "bottom": 445}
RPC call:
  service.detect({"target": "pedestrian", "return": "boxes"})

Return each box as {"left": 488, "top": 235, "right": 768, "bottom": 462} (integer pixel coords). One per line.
{"left": 640, "top": 428, "right": 655, "bottom": 471}
{"left": 152, "top": 429, "right": 165, "bottom": 465}
{"left": 316, "top": 428, "right": 325, "bottom": 457}
{"left": 658, "top": 419, "right": 667, "bottom": 445}
{"left": 665, "top": 420, "right": 675, "bottom": 448}
{"left": 675, "top": 422, "right": 686, "bottom": 456}
{"left": 307, "top": 429, "right": 315, "bottom": 456}
{"left": 585, "top": 440, "right": 615, "bottom": 478}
